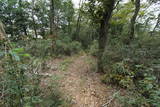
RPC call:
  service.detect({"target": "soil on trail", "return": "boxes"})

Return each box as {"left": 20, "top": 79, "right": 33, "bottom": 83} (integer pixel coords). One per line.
{"left": 45, "top": 54, "right": 120, "bottom": 107}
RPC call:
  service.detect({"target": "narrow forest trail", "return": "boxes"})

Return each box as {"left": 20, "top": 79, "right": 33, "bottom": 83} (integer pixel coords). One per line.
{"left": 43, "top": 54, "right": 120, "bottom": 107}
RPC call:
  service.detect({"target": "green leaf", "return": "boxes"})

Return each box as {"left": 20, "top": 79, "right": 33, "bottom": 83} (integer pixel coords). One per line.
{"left": 0, "top": 51, "right": 5, "bottom": 57}
{"left": 21, "top": 53, "right": 31, "bottom": 57}
{"left": 146, "top": 84, "right": 153, "bottom": 90}
{"left": 9, "top": 51, "right": 20, "bottom": 61}
{"left": 12, "top": 48, "right": 24, "bottom": 53}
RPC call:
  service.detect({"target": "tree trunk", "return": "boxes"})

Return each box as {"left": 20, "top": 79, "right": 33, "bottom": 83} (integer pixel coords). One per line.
{"left": 31, "top": 0, "right": 38, "bottom": 38}
{"left": 97, "top": 0, "right": 115, "bottom": 73}
{"left": 75, "top": 15, "right": 81, "bottom": 40}
{"left": 49, "top": 0, "right": 56, "bottom": 53}
{"left": 68, "top": 21, "right": 71, "bottom": 34}
{"left": 33, "top": 18, "right": 38, "bottom": 38}
{"left": 0, "top": 21, "right": 6, "bottom": 41}
{"left": 23, "top": 26, "right": 28, "bottom": 36}
{"left": 19, "top": 0, "right": 28, "bottom": 36}
{"left": 128, "top": 0, "right": 140, "bottom": 42}
{"left": 75, "top": 0, "right": 82, "bottom": 41}
{"left": 50, "top": 0, "right": 55, "bottom": 35}
{"left": 8, "top": 16, "right": 14, "bottom": 37}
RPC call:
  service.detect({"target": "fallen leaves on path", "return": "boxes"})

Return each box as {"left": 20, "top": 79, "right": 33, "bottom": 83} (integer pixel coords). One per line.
{"left": 43, "top": 54, "right": 121, "bottom": 107}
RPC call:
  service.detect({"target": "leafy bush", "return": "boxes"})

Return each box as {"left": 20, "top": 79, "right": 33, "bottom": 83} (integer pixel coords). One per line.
{"left": 101, "top": 36, "right": 160, "bottom": 106}
{"left": 102, "top": 58, "right": 160, "bottom": 106}
{"left": 41, "top": 75, "right": 72, "bottom": 107}
{"left": 116, "top": 77, "right": 160, "bottom": 107}
{"left": 89, "top": 40, "right": 99, "bottom": 57}
{"left": 102, "top": 60, "right": 135, "bottom": 88}
{"left": 25, "top": 39, "right": 52, "bottom": 58}
{"left": 54, "top": 37, "right": 82, "bottom": 56}
{"left": 138, "top": 73, "right": 160, "bottom": 107}
{"left": 0, "top": 47, "right": 43, "bottom": 107}
{"left": 0, "top": 43, "right": 70, "bottom": 107}
{"left": 102, "top": 46, "right": 123, "bottom": 71}
{"left": 16, "top": 38, "right": 82, "bottom": 58}
{"left": 59, "top": 58, "right": 73, "bottom": 71}
{"left": 116, "top": 91, "right": 149, "bottom": 107}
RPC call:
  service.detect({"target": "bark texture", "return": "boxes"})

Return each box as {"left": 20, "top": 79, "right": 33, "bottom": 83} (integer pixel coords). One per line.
{"left": 50, "top": 0, "right": 55, "bottom": 35}
{"left": 0, "top": 21, "right": 6, "bottom": 41}
{"left": 151, "top": 13, "right": 160, "bottom": 36}
{"left": 129, "top": 0, "right": 140, "bottom": 41}
{"left": 97, "top": 0, "right": 116, "bottom": 73}
{"left": 31, "top": 0, "right": 38, "bottom": 38}
{"left": 75, "top": 0, "right": 83, "bottom": 41}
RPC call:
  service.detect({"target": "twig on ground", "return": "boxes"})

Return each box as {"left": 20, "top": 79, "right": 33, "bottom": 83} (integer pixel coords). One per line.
{"left": 102, "top": 90, "right": 120, "bottom": 107}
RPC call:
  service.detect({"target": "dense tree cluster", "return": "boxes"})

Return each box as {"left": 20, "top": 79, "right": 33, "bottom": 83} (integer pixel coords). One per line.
{"left": 0, "top": 0, "right": 75, "bottom": 40}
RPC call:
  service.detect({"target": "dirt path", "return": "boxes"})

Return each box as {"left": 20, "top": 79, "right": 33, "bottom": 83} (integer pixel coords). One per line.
{"left": 46, "top": 54, "right": 120, "bottom": 107}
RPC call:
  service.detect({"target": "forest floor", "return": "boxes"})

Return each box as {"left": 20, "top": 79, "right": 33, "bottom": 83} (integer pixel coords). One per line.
{"left": 41, "top": 53, "right": 120, "bottom": 107}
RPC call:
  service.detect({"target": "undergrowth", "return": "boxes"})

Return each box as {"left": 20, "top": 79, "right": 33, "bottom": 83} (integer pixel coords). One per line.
{"left": 59, "top": 58, "right": 73, "bottom": 72}
{"left": 0, "top": 39, "right": 74, "bottom": 107}
{"left": 90, "top": 36, "right": 160, "bottom": 107}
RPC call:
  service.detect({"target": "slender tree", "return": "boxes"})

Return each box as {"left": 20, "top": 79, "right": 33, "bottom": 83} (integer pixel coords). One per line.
{"left": 18, "top": 0, "right": 28, "bottom": 36}
{"left": 31, "top": 0, "right": 38, "bottom": 38}
{"left": 75, "top": 0, "right": 83, "bottom": 40}
{"left": 50, "top": 0, "right": 55, "bottom": 35}
{"left": 0, "top": 21, "right": 6, "bottom": 41}
{"left": 128, "top": 0, "right": 140, "bottom": 42}
{"left": 151, "top": 13, "right": 160, "bottom": 36}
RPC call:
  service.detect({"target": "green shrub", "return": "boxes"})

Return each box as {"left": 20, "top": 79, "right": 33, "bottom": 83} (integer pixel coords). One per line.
{"left": 102, "top": 60, "right": 135, "bottom": 88}
{"left": 116, "top": 91, "right": 149, "bottom": 107}
{"left": 69, "top": 41, "right": 82, "bottom": 53}
{"left": 41, "top": 75, "right": 72, "bottom": 107}
{"left": 138, "top": 73, "right": 160, "bottom": 107}
{"left": 25, "top": 39, "right": 52, "bottom": 58}
{"left": 17, "top": 37, "right": 82, "bottom": 58}
{"left": 0, "top": 43, "right": 70, "bottom": 107}
{"left": 0, "top": 47, "right": 43, "bottom": 107}
{"left": 101, "top": 35, "right": 160, "bottom": 106}
{"left": 59, "top": 58, "right": 73, "bottom": 71}
{"left": 54, "top": 37, "right": 82, "bottom": 56}
{"left": 102, "top": 59, "right": 160, "bottom": 106}
{"left": 89, "top": 40, "right": 99, "bottom": 57}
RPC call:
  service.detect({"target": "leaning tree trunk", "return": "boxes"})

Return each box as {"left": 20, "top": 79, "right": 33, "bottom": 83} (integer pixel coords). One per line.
{"left": 97, "top": 0, "right": 116, "bottom": 73}
{"left": 0, "top": 21, "right": 6, "bottom": 41}
{"left": 151, "top": 13, "right": 160, "bottom": 36}
{"left": 128, "top": 0, "right": 140, "bottom": 42}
